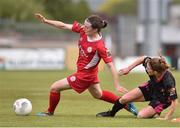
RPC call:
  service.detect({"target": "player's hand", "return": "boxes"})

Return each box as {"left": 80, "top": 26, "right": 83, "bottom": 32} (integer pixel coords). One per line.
{"left": 116, "top": 85, "right": 128, "bottom": 94}
{"left": 34, "top": 13, "right": 46, "bottom": 23}
{"left": 171, "top": 118, "right": 180, "bottom": 122}
{"left": 118, "top": 67, "right": 130, "bottom": 76}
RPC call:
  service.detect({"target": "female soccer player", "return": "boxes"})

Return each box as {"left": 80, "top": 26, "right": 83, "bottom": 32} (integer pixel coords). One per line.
{"left": 34, "top": 13, "right": 138, "bottom": 116}
{"left": 96, "top": 56, "right": 178, "bottom": 120}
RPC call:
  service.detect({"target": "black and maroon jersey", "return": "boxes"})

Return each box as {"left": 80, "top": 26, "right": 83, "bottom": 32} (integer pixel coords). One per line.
{"left": 142, "top": 57, "right": 178, "bottom": 103}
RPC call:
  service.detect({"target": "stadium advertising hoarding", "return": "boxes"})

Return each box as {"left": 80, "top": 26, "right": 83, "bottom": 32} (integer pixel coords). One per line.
{"left": 0, "top": 48, "right": 174, "bottom": 71}
{"left": 0, "top": 48, "right": 65, "bottom": 70}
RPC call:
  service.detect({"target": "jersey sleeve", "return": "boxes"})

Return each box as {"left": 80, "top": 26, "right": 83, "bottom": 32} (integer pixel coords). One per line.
{"left": 72, "top": 21, "right": 84, "bottom": 33}
{"left": 163, "top": 72, "right": 178, "bottom": 100}
{"left": 97, "top": 41, "right": 112, "bottom": 63}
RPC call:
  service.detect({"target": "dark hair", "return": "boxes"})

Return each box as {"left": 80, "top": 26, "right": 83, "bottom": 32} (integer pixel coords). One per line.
{"left": 86, "top": 15, "right": 107, "bottom": 32}
{"left": 149, "top": 57, "right": 169, "bottom": 73}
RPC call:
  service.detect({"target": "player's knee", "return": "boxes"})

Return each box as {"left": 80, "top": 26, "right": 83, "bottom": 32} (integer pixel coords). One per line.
{"left": 137, "top": 112, "right": 148, "bottom": 119}
{"left": 119, "top": 97, "right": 128, "bottom": 104}
{"left": 50, "top": 86, "right": 58, "bottom": 92}
{"left": 137, "top": 112, "right": 147, "bottom": 118}
{"left": 93, "top": 93, "right": 102, "bottom": 99}
{"left": 137, "top": 113, "right": 144, "bottom": 118}
{"left": 50, "top": 82, "right": 60, "bottom": 92}
{"left": 91, "top": 92, "right": 102, "bottom": 99}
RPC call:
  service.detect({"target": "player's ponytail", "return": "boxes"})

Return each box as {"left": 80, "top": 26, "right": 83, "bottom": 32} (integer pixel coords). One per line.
{"left": 102, "top": 20, "right": 107, "bottom": 28}
{"left": 159, "top": 58, "right": 169, "bottom": 71}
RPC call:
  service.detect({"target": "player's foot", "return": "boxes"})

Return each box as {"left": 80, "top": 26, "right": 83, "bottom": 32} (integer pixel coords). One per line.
{"left": 126, "top": 102, "right": 138, "bottom": 116}
{"left": 96, "top": 110, "right": 114, "bottom": 117}
{"left": 36, "top": 111, "right": 54, "bottom": 116}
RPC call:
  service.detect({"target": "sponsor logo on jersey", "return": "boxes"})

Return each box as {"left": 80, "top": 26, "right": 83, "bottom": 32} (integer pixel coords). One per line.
{"left": 79, "top": 44, "right": 88, "bottom": 58}
{"left": 169, "top": 88, "right": 176, "bottom": 96}
{"left": 70, "top": 76, "right": 76, "bottom": 82}
{"left": 87, "top": 47, "right": 92, "bottom": 53}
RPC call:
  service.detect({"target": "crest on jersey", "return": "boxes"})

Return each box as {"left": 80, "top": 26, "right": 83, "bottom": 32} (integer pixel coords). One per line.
{"left": 169, "top": 88, "right": 176, "bottom": 96}
{"left": 70, "top": 76, "right": 76, "bottom": 82}
{"left": 87, "top": 47, "right": 92, "bottom": 53}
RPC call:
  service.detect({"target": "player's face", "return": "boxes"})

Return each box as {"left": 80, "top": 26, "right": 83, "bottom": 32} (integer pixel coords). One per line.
{"left": 83, "top": 20, "right": 97, "bottom": 36}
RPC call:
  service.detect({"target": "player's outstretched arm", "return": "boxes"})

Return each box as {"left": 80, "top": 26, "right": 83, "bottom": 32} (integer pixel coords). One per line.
{"left": 34, "top": 13, "right": 73, "bottom": 30}
{"left": 156, "top": 99, "right": 178, "bottom": 120}
{"left": 106, "top": 62, "right": 128, "bottom": 94}
{"left": 119, "top": 55, "right": 146, "bottom": 76}
{"left": 164, "top": 99, "right": 178, "bottom": 120}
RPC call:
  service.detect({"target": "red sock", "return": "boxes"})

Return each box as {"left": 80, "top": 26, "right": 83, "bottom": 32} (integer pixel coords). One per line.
{"left": 48, "top": 91, "right": 60, "bottom": 113}
{"left": 100, "top": 90, "right": 130, "bottom": 111}
{"left": 100, "top": 90, "right": 120, "bottom": 103}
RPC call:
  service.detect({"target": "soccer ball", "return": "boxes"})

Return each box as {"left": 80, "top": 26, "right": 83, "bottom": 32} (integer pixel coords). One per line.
{"left": 13, "top": 98, "right": 32, "bottom": 116}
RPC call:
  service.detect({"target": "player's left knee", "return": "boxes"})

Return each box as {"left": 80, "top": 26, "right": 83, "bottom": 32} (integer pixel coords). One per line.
{"left": 137, "top": 111, "right": 154, "bottom": 119}
{"left": 137, "top": 113, "right": 146, "bottom": 118}
{"left": 91, "top": 92, "right": 102, "bottom": 99}
{"left": 119, "top": 97, "right": 129, "bottom": 104}
{"left": 137, "top": 113, "right": 143, "bottom": 118}
{"left": 93, "top": 94, "right": 102, "bottom": 99}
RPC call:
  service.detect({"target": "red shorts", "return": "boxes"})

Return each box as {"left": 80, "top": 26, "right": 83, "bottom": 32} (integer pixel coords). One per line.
{"left": 67, "top": 72, "right": 99, "bottom": 93}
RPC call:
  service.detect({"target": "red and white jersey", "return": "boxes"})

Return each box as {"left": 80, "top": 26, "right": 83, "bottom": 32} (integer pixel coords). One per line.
{"left": 71, "top": 21, "right": 112, "bottom": 77}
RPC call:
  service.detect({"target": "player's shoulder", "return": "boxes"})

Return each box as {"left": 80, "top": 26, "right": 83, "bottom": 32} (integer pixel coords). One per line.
{"left": 164, "top": 70, "right": 174, "bottom": 79}
{"left": 72, "top": 21, "right": 85, "bottom": 34}
{"left": 96, "top": 39, "right": 105, "bottom": 47}
{"left": 163, "top": 70, "right": 176, "bottom": 86}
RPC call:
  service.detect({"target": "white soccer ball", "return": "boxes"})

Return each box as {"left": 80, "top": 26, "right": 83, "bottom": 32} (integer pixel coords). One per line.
{"left": 13, "top": 98, "right": 32, "bottom": 116}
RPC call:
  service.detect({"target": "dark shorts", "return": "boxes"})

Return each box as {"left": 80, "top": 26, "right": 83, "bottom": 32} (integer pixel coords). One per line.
{"left": 149, "top": 100, "right": 170, "bottom": 115}
{"left": 138, "top": 82, "right": 171, "bottom": 115}
{"left": 138, "top": 82, "right": 152, "bottom": 101}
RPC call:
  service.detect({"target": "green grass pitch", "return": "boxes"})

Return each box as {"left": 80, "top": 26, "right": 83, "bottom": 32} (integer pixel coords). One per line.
{"left": 0, "top": 69, "right": 180, "bottom": 127}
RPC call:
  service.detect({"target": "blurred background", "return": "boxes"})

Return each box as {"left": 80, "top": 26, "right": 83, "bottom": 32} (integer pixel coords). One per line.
{"left": 0, "top": 0, "right": 180, "bottom": 71}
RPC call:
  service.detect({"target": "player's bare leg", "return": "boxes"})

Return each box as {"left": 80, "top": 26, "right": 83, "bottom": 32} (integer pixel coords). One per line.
{"left": 88, "top": 84, "right": 138, "bottom": 116}
{"left": 88, "top": 83, "right": 102, "bottom": 99}
{"left": 120, "top": 88, "right": 145, "bottom": 103}
{"left": 96, "top": 88, "right": 142, "bottom": 117}
{"left": 137, "top": 106, "right": 156, "bottom": 118}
